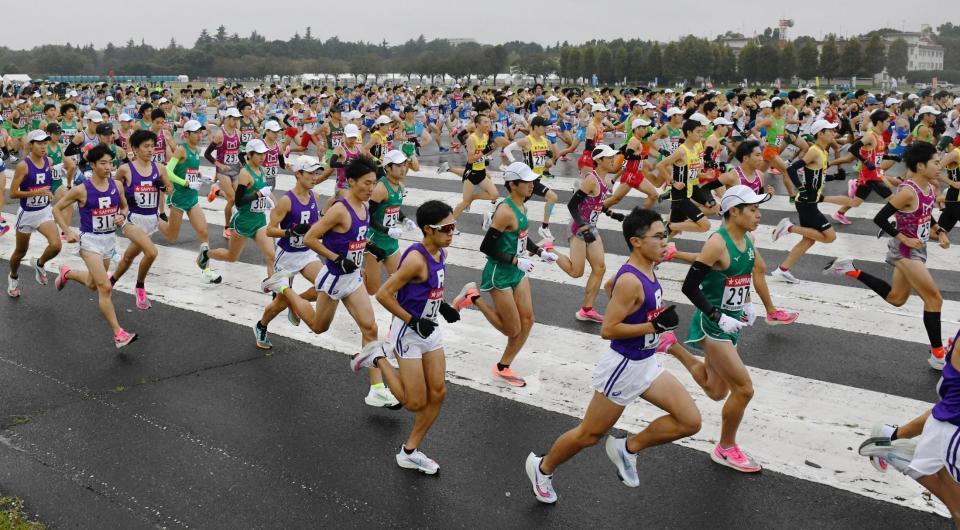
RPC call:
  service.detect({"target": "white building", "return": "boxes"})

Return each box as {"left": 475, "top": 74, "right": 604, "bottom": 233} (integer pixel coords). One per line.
{"left": 880, "top": 26, "right": 944, "bottom": 71}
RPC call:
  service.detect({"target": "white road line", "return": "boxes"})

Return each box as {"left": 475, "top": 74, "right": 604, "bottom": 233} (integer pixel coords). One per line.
{"left": 0, "top": 237, "right": 943, "bottom": 517}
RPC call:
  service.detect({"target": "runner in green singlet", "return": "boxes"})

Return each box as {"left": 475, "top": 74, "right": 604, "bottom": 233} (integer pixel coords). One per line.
{"left": 364, "top": 150, "right": 416, "bottom": 295}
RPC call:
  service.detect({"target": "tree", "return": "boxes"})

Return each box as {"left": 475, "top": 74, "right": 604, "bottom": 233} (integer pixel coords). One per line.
{"left": 580, "top": 46, "right": 596, "bottom": 80}
{"left": 630, "top": 45, "right": 644, "bottom": 82}
{"left": 713, "top": 44, "right": 736, "bottom": 84}
{"left": 613, "top": 46, "right": 628, "bottom": 83}
{"left": 819, "top": 35, "right": 840, "bottom": 80}
{"left": 646, "top": 43, "right": 663, "bottom": 83}
{"left": 565, "top": 48, "right": 581, "bottom": 83}
{"left": 215, "top": 25, "right": 227, "bottom": 42}
{"left": 863, "top": 34, "right": 886, "bottom": 75}
{"left": 738, "top": 42, "right": 761, "bottom": 82}
{"left": 796, "top": 40, "right": 819, "bottom": 81}
{"left": 887, "top": 38, "right": 909, "bottom": 78}
{"left": 596, "top": 46, "right": 613, "bottom": 83}
{"left": 839, "top": 38, "right": 862, "bottom": 77}
{"left": 483, "top": 45, "right": 508, "bottom": 84}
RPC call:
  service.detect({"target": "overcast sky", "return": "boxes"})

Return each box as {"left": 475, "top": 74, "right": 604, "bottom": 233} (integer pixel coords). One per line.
{"left": 4, "top": 1, "right": 954, "bottom": 49}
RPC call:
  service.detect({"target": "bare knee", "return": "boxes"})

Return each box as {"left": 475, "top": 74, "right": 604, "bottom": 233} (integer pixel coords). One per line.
{"left": 822, "top": 231, "right": 837, "bottom": 243}
{"left": 677, "top": 410, "right": 702, "bottom": 437}
{"left": 572, "top": 425, "right": 604, "bottom": 448}
{"left": 731, "top": 383, "right": 754, "bottom": 403}
{"left": 705, "top": 386, "right": 729, "bottom": 402}
{"left": 143, "top": 246, "right": 158, "bottom": 261}
{"left": 429, "top": 384, "right": 446, "bottom": 405}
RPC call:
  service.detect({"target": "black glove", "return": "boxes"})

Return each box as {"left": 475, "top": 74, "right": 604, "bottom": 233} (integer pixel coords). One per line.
{"left": 158, "top": 212, "right": 168, "bottom": 222}
{"left": 292, "top": 223, "right": 310, "bottom": 235}
{"left": 333, "top": 256, "right": 358, "bottom": 274}
{"left": 659, "top": 148, "right": 671, "bottom": 158}
{"left": 409, "top": 317, "right": 438, "bottom": 338}
{"left": 582, "top": 228, "right": 597, "bottom": 244}
{"left": 651, "top": 305, "right": 680, "bottom": 333}
{"left": 864, "top": 160, "right": 876, "bottom": 171}
{"left": 438, "top": 302, "right": 460, "bottom": 323}
{"left": 605, "top": 210, "right": 625, "bottom": 222}
{"left": 367, "top": 243, "right": 387, "bottom": 262}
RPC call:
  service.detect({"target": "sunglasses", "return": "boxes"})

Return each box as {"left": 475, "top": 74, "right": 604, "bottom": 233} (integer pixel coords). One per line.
{"left": 427, "top": 222, "right": 457, "bottom": 234}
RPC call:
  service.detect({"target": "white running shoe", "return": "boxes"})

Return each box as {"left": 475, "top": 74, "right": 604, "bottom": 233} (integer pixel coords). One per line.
{"left": 858, "top": 437, "right": 917, "bottom": 474}
{"left": 604, "top": 436, "right": 640, "bottom": 487}
{"left": 865, "top": 423, "right": 898, "bottom": 472}
{"left": 7, "top": 275, "right": 20, "bottom": 298}
{"left": 538, "top": 225, "right": 555, "bottom": 242}
{"left": 201, "top": 267, "right": 222, "bottom": 284}
{"left": 352, "top": 341, "right": 386, "bottom": 373}
{"left": 822, "top": 257, "right": 856, "bottom": 277}
{"left": 481, "top": 211, "right": 493, "bottom": 232}
{"left": 396, "top": 446, "right": 440, "bottom": 475}
{"left": 525, "top": 453, "right": 558, "bottom": 504}
{"left": 437, "top": 162, "right": 450, "bottom": 174}
{"left": 771, "top": 267, "right": 800, "bottom": 284}
{"left": 287, "top": 308, "right": 301, "bottom": 327}
{"left": 30, "top": 258, "right": 48, "bottom": 285}
{"left": 364, "top": 386, "right": 401, "bottom": 409}
{"left": 772, "top": 218, "right": 793, "bottom": 242}
{"left": 929, "top": 352, "right": 946, "bottom": 371}
{"left": 261, "top": 269, "right": 296, "bottom": 294}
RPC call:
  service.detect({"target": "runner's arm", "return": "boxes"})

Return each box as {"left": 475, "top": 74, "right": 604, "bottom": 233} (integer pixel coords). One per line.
{"left": 264, "top": 196, "right": 292, "bottom": 239}
{"left": 600, "top": 273, "right": 654, "bottom": 340}
{"left": 681, "top": 235, "right": 725, "bottom": 319}
{"left": 375, "top": 248, "right": 425, "bottom": 324}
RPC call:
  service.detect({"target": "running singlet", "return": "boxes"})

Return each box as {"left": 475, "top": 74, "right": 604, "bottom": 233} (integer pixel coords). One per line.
{"left": 766, "top": 117, "right": 785, "bottom": 148}
{"left": 397, "top": 242, "right": 446, "bottom": 322}
{"left": 125, "top": 161, "right": 161, "bottom": 216}
{"left": 19, "top": 157, "right": 52, "bottom": 211}
{"left": 336, "top": 145, "right": 362, "bottom": 189}
{"left": 152, "top": 131, "right": 168, "bottom": 164}
{"left": 912, "top": 123, "right": 934, "bottom": 144}
{"left": 235, "top": 165, "right": 269, "bottom": 217}
{"left": 932, "top": 328, "right": 960, "bottom": 425}
{"left": 470, "top": 133, "right": 489, "bottom": 171}
{"left": 60, "top": 120, "right": 78, "bottom": 149}
{"left": 79, "top": 178, "right": 120, "bottom": 234}
{"left": 485, "top": 197, "right": 527, "bottom": 268}
{"left": 671, "top": 144, "right": 703, "bottom": 200}
{"left": 370, "top": 178, "right": 404, "bottom": 244}
{"left": 174, "top": 144, "right": 203, "bottom": 192}
{"left": 323, "top": 198, "right": 369, "bottom": 273}
{"left": 326, "top": 122, "right": 345, "bottom": 151}
{"left": 795, "top": 145, "right": 828, "bottom": 203}
{"left": 894, "top": 180, "right": 935, "bottom": 244}
{"left": 697, "top": 226, "right": 755, "bottom": 320}
{"left": 263, "top": 142, "right": 281, "bottom": 180}
{"left": 239, "top": 119, "right": 257, "bottom": 148}
{"left": 47, "top": 144, "right": 66, "bottom": 193}
{"left": 525, "top": 135, "right": 551, "bottom": 176}
{"left": 216, "top": 130, "right": 241, "bottom": 167}
{"left": 736, "top": 166, "right": 763, "bottom": 194}
{"left": 573, "top": 171, "right": 607, "bottom": 230}
{"left": 945, "top": 148, "right": 960, "bottom": 203}
{"left": 858, "top": 131, "right": 885, "bottom": 182}
{"left": 609, "top": 264, "right": 664, "bottom": 360}
{"left": 277, "top": 190, "right": 319, "bottom": 253}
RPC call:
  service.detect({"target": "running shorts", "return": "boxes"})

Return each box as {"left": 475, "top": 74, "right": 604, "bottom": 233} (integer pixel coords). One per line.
{"left": 669, "top": 197, "right": 705, "bottom": 224}
{"left": 592, "top": 348, "right": 664, "bottom": 407}
{"left": 762, "top": 145, "right": 781, "bottom": 161}
{"left": 462, "top": 168, "right": 486, "bottom": 186}
{"left": 388, "top": 316, "right": 443, "bottom": 360}
{"left": 315, "top": 265, "right": 364, "bottom": 301}
{"left": 14, "top": 206, "right": 53, "bottom": 233}
{"left": 686, "top": 309, "right": 741, "bottom": 346}
{"left": 906, "top": 414, "right": 960, "bottom": 481}
{"left": 884, "top": 237, "right": 927, "bottom": 265}
{"left": 479, "top": 260, "right": 525, "bottom": 291}
{"left": 128, "top": 212, "right": 159, "bottom": 236}
{"left": 168, "top": 188, "right": 199, "bottom": 212}
{"left": 78, "top": 232, "right": 116, "bottom": 257}
{"left": 795, "top": 202, "right": 832, "bottom": 231}
{"left": 274, "top": 247, "right": 319, "bottom": 274}
{"left": 532, "top": 178, "right": 550, "bottom": 197}
{"left": 230, "top": 211, "right": 267, "bottom": 239}
{"left": 855, "top": 180, "right": 893, "bottom": 201}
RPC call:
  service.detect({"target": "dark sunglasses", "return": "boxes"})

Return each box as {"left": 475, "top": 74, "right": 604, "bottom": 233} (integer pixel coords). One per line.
{"left": 427, "top": 222, "right": 456, "bottom": 234}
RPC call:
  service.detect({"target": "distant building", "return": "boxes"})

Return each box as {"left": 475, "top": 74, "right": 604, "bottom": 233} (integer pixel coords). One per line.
{"left": 445, "top": 38, "right": 478, "bottom": 46}
{"left": 878, "top": 26, "right": 943, "bottom": 71}
{"left": 719, "top": 36, "right": 759, "bottom": 58}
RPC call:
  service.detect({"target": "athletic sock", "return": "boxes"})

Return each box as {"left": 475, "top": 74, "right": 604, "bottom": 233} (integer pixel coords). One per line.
{"left": 851, "top": 270, "right": 892, "bottom": 299}
{"left": 402, "top": 445, "right": 416, "bottom": 455}
{"left": 891, "top": 427, "right": 899, "bottom": 441}
{"left": 468, "top": 292, "right": 480, "bottom": 304}
{"left": 135, "top": 281, "right": 144, "bottom": 289}
{"left": 538, "top": 461, "right": 552, "bottom": 477}
{"left": 109, "top": 275, "right": 117, "bottom": 286}
{"left": 778, "top": 265, "right": 789, "bottom": 272}
{"left": 256, "top": 321, "right": 267, "bottom": 331}
{"left": 496, "top": 362, "right": 509, "bottom": 372}
{"left": 370, "top": 382, "right": 385, "bottom": 390}
{"left": 541, "top": 222, "right": 549, "bottom": 229}
{"left": 923, "top": 311, "right": 943, "bottom": 349}
{"left": 9, "top": 274, "right": 17, "bottom": 280}
{"left": 581, "top": 306, "right": 593, "bottom": 312}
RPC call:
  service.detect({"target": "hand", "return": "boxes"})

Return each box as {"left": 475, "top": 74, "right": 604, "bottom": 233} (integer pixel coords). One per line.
{"left": 651, "top": 305, "right": 680, "bottom": 333}
{"left": 898, "top": 235, "right": 923, "bottom": 250}
{"left": 188, "top": 180, "right": 202, "bottom": 190}
{"left": 716, "top": 313, "right": 745, "bottom": 334}
{"left": 387, "top": 226, "right": 403, "bottom": 239}
{"left": 409, "top": 317, "right": 437, "bottom": 338}
{"left": 516, "top": 256, "right": 535, "bottom": 273}
{"left": 367, "top": 244, "right": 387, "bottom": 262}
{"left": 291, "top": 223, "right": 310, "bottom": 236}
{"left": 258, "top": 185, "right": 273, "bottom": 196}
{"left": 333, "top": 256, "right": 358, "bottom": 274}
{"left": 672, "top": 180, "right": 685, "bottom": 190}
{"left": 540, "top": 251, "right": 558, "bottom": 264}
{"left": 216, "top": 163, "right": 230, "bottom": 172}
{"left": 64, "top": 229, "right": 79, "bottom": 243}
{"left": 402, "top": 217, "right": 418, "bottom": 233}
{"left": 741, "top": 303, "right": 757, "bottom": 326}
{"left": 438, "top": 302, "right": 460, "bottom": 323}
{"left": 765, "top": 185, "right": 776, "bottom": 195}
{"left": 581, "top": 228, "right": 597, "bottom": 244}
{"left": 114, "top": 212, "right": 127, "bottom": 228}
{"left": 263, "top": 195, "right": 276, "bottom": 210}
{"left": 43, "top": 189, "right": 55, "bottom": 201}
{"left": 939, "top": 230, "right": 951, "bottom": 249}
{"left": 607, "top": 211, "right": 625, "bottom": 222}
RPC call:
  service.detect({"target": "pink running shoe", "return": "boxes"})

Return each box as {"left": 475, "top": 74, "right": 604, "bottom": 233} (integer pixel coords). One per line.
{"left": 831, "top": 211, "right": 851, "bottom": 225}
{"left": 575, "top": 307, "right": 604, "bottom": 323}
{"left": 847, "top": 179, "right": 858, "bottom": 199}
{"left": 114, "top": 329, "right": 138, "bottom": 349}
{"left": 452, "top": 282, "right": 479, "bottom": 311}
{"left": 765, "top": 309, "right": 799, "bottom": 325}
{"left": 492, "top": 364, "right": 526, "bottom": 387}
{"left": 135, "top": 287, "right": 152, "bottom": 310}
{"left": 0, "top": 223, "right": 9, "bottom": 237}
{"left": 656, "top": 331, "right": 677, "bottom": 353}
{"left": 55, "top": 265, "right": 71, "bottom": 291}
{"left": 711, "top": 444, "right": 762, "bottom": 473}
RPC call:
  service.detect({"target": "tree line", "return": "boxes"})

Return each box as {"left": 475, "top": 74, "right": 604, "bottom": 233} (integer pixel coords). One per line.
{"left": 0, "top": 23, "right": 956, "bottom": 84}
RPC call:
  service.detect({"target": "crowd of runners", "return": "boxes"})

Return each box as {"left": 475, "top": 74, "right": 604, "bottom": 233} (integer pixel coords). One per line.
{"left": 2, "top": 79, "right": 960, "bottom": 518}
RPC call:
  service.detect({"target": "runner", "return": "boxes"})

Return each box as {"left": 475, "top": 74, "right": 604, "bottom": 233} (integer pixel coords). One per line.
{"left": 52, "top": 144, "right": 137, "bottom": 348}
{"left": 108, "top": 129, "right": 174, "bottom": 309}
{"left": 656, "top": 119, "right": 713, "bottom": 237}
{"left": 501, "top": 116, "right": 561, "bottom": 240}
{"left": 450, "top": 115, "right": 499, "bottom": 222}
{"left": 206, "top": 107, "right": 243, "bottom": 239}
{"left": 450, "top": 162, "right": 559, "bottom": 388}
{"left": 832, "top": 110, "right": 896, "bottom": 225}
{"left": 364, "top": 150, "right": 417, "bottom": 295}
{"left": 824, "top": 141, "right": 950, "bottom": 369}
{"left": 604, "top": 116, "right": 660, "bottom": 210}
{"left": 525, "top": 207, "right": 700, "bottom": 504}
{"left": 253, "top": 156, "right": 325, "bottom": 349}
{"left": 771, "top": 120, "right": 854, "bottom": 283}
{"left": 323, "top": 123, "right": 363, "bottom": 213}
{"left": 350, "top": 199, "right": 463, "bottom": 474}
{"left": 675, "top": 184, "right": 772, "bottom": 473}
{"left": 260, "top": 156, "right": 399, "bottom": 408}
{"left": 198, "top": 139, "right": 276, "bottom": 277}
{"left": 7, "top": 130, "right": 60, "bottom": 298}
{"left": 939, "top": 143, "right": 960, "bottom": 234}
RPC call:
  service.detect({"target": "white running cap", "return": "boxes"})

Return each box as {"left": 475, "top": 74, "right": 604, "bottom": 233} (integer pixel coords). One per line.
{"left": 502, "top": 161, "right": 538, "bottom": 182}
{"left": 720, "top": 184, "right": 771, "bottom": 214}
{"left": 809, "top": 119, "right": 838, "bottom": 136}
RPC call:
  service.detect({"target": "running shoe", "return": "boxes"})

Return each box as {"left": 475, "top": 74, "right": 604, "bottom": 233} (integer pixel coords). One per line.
{"left": 493, "top": 364, "right": 526, "bottom": 387}
{"left": 831, "top": 211, "right": 851, "bottom": 225}
{"left": 662, "top": 242, "right": 677, "bottom": 262}
{"left": 196, "top": 245, "right": 210, "bottom": 269}
{"left": 525, "top": 453, "right": 558, "bottom": 504}
{"left": 222, "top": 228, "right": 232, "bottom": 239}
{"left": 847, "top": 179, "right": 858, "bottom": 199}
{"left": 771, "top": 268, "right": 800, "bottom": 284}
{"left": 7, "top": 275, "right": 20, "bottom": 298}
{"left": 396, "top": 447, "right": 439, "bottom": 475}
{"left": 863, "top": 423, "right": 898, "bottom": 472}
{"left": 604, "top": 436, "right": 640, "bottom": 487}
{"left": 438, "top": 146, "right": 449, "bottom": 153}
{"left": 201, "top": 268, "right": 223, "bottom": 284}
{"left": 261, "top": 269, "right": 295, "bottom": 294}
{"left": 135, "top": 287, "right": 151, "bottom": 310}
{"left": 207, "top": 183, "right": 220, "bottom": 202}
{"left": 481, "top": 212, "right": 493, "bottom": 232}
{"left": 656, "top": 331, "right": 677, "bottom": 354}
{"left": 437, "top": 161, "right": 449, "bottom": 174}
{"left": 822, "top": 257, "right": 856, "bottom": 277}
{"left": 452, "top": 282, "right": 479, "bottom": 310}
{"left": 930, "top": 346, "right": 947, "bottom": 371}
{"left": 365, "top": 386, "right": 401, "bottom": 409}
{"left": 575, "top": 308, "right": 604, "bottom": 323}
{"left": 0, "top": 222, "right": 9, "bottom": 238}
{"left": 858, "top": 437, "right": 917, "bottom": 474}
{"left": 539, "top": 239, "right": 555, "bottom": 253}
{"left": 253, "top": 322, "right": 272, "bottom": 350}
{"left": 711, "top": 444, "right": 762, "bottom": 473}
{"left": 287, "top": 309, "right": 301, "bottom": 327}
{"left": 55, "top": 265, "right": 71, "bottom": 291}
{"left": 351, "top": 341, "right": 386, "bottom": 373}
{"left": 771, "top": 218, "right": 793, "bottom": 242}
{"left": 30, "top": 258, "right": 47, "bottom": 285}
{"left": 538, "top": 225, "right": 555, "bottom": 242}
{"left": 559, "top": 155, "right": 569, "bottom": 162}
{"left": 60, "top": 231, "right": 66, "bottom": 241}
{"left": 114, "top": 328, "right": 138, "bottom": 349}
{"left": 765, "top": 310, "right": 799, "bottom": 325}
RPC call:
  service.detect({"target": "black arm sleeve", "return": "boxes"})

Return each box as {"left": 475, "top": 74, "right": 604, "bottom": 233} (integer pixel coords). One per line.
{"left": 234, "top": 184, "right": 255, "bottom": 207}
{"left": 204, "top": 141, "right": 218, "bottom": 165}
{"left": 456, "top": 129, "right": 469, "bottom": 146}
{"left": 682, "top": 261, "right": 719, "bottom": 319}
{"left": 702, "top": 146, "right": 715, "bottom": 168}
{"left": 623, "top": 147, "right": 641, "bottom": 161}
{"left": 479, "top": 228, "right": 515, "bottom": 265}
{"left": 367, "top": 200, "right": 387, "bottom": 232}
{"left": 526, "top": 238, "right": 542, "bottom": 256}
{"left": 278, "top": 153, "right": 286, "bottom": 169}
{"left": 849, "top": 139, "right": 866, "bottom": 163}
{"left": 584, "top": 139, "right": 596, "bottom": 152}
{"left": 787, "top": 159, "right": 805, "bottom": 188}
{"left": 328, "top": 153, "right": 344, "bottom": 168}
{"left": 874, "top": 202, "right": 901, "bottom": 238}
{"left": 701, "top": 178, "right": 725, "bottom": 192}
{"left": 64, "top": 142, "right": 81, "bottom": 157}
{"left": 567, "top": 189, "right": 589, "bottom": 227}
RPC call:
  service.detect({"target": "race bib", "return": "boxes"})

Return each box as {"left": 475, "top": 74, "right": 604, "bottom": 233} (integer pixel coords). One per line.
{"left": 516, "top": 228, "right": 528, "bottom": 257}
{"left": 224, "top": 153, "right": 240, "bottom": 165}
{"left": 152, "top": 152, "right": 166, "bottom": 163}
{"left": 264, "top": 165, "right": 279, "bottom": 178}
{"left": 240, "top": 130, "right": 254, "bottom": 143}
{"left": 642, "top": 289, "right": 665, "bottom": 348}
{"left": 185, "top": 168, "right": 202, "bottom": 186}
{"left": 52, "top": 163, "right": 66, "bottom": 181}
{"left": 92, "top": 206, "right": 118, "bottom": 233}
{"left": 422, "top": 288, "right": 444, "bottom": 321}
{"left": 918, "top": 221, "right": 931, "bottom": 242}
{"left": 346, "top": 238, "right": 367, "bottom": 268}
{"left": 774, "top": 135, "right": 783, "bottom": 147}
{"left": 331, "top": 135, "right": 344, "bottom": 148}
{"left": 532, "top": 151, "right": 547, "bottom": 170}
{"left": 289, "top": 234, "right": 305, "bottom": 249}
{"left": 721, "top": 275, "right": 751, "bottom": 311}
{"left": 250, "top": 195, "right": 269, "bottom": 213}
{"left": 26, "top": 193, "right": 49, "bottom": 208}
{"left": 588, "top": 205, "right": 601, "bottom": 225}
{"left": 134, "top": 184, "right": 158, "bottom": 209}
{"left": 383, "top": 205, "right": 400, "bottom": 228}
